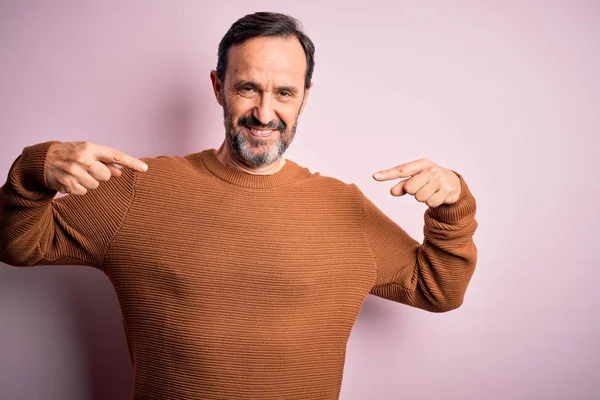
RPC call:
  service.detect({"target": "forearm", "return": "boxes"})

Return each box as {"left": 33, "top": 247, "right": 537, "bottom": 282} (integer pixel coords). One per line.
{"left": 364, "top": 173, "right": 478, "bottom": 312}
{"left": 0, "top": 142, "right": 60, "bottom": 266}
{"left": 2, "top": 139, "right": 142, "bottom": 268}
{"left": 407, "top": 173, "right": 478, "bottom": 311}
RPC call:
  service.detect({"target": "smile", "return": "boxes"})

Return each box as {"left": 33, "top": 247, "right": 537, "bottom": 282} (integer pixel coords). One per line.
{"left": 245, "top": 126, "right": 274, "bottom": 138}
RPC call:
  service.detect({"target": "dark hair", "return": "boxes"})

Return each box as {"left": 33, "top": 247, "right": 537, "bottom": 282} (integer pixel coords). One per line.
{"left": 216, "top": 12, "right": 315, "bottom": 89}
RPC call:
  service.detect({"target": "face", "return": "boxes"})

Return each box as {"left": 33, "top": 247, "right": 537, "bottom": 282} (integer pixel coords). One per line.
{"left": 211, "top": 36, "right": 311, "bottom": 168}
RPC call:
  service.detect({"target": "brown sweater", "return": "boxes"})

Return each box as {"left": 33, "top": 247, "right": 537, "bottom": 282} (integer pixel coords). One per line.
{"left": 0, "top": 141, "right": 478, "bottom": 400}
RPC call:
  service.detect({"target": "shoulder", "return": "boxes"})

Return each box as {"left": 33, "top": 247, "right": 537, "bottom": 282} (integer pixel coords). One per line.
{"left": 127, "top": 153, "right": 206, "bottom": 198}
{"left": 304, "top": 172, "right": 357, "bottom": 191}
{"left": 140, "top": 153, "right": 195, "bottom": 171}
{"left": 135, "top": 153, "right": 205, "bottom": 181}
{"left": 291, "top": 163, "right": 363, "bottom": 205}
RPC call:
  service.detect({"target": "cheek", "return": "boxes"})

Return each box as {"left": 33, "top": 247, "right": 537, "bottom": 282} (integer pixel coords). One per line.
{"left": 226, "top": 97, "right": 253, "bottom": 119}
{"left": 280, "top": 106, "right": 300, "bottom": 128}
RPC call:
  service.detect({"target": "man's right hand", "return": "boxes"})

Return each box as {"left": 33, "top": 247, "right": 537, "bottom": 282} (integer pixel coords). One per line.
{"left": 46, "top": 141, "right": 148, "bottom": 195}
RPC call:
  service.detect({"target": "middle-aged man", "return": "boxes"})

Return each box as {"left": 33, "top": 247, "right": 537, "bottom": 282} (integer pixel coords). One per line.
{"left": 0, "top": 11, "right": 478, "bottom": 400}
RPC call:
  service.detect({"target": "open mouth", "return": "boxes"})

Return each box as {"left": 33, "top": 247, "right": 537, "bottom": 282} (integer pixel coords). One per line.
{"left": 244, "top": 125, "right": 275, "bottom": 138}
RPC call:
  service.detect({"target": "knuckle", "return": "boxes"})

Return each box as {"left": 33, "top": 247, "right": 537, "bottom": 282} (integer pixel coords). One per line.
{"left": 73, "top": 153, "right": 88, "bottom": 165}
{"left": 103, "top": 165, "right": 115, "bottom": 179}
{"left": 63, "top": 162, "right": 78, "bottom": 175}
{"left": 57, "top": 176, "right": 70, "bottom": 186}
{"left": 96, "top": 172, "right": 110, "bottom": 182}
{"left": 64, "top": 176, "right": 78, "bottom": 187}
{"left": 79, "top": 141, "right": 93, "bottom": 152}
{"left": 112, "top": 151, "right": 123, "bottom": 162}
{"left": 91, "top": 163, "right": 112, "bottom": 181}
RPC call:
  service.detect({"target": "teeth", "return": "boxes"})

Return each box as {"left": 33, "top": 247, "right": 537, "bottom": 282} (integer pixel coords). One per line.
{"left": 250, "top": 128, "right": 272, "bottom": 135}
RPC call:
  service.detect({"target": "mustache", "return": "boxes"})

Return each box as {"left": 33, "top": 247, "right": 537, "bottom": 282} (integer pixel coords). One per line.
{"left": 237, "top": 115, "right": 286, "bottom": 132}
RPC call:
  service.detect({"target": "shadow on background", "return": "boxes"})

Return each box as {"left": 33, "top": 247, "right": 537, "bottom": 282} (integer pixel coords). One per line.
{"left": 0, "top": 67, "right": 217, "bottom": 400}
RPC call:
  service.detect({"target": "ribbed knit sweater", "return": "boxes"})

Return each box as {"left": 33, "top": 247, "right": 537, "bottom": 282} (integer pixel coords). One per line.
{"left": 0, "top": 141, "right": 478, "bottom": 400}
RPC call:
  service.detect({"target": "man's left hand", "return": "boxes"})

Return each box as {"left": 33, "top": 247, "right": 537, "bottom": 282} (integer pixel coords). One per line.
{"left": 372, "top": 159, "right": 461, "bottom": 208}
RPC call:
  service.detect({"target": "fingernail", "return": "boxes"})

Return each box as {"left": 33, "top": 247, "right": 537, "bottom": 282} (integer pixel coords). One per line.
{"left": 373, "top": 172, "right": 382, "bottom": 179}
{"left": 140, "top": 163, "right": 148, "bottom": 172}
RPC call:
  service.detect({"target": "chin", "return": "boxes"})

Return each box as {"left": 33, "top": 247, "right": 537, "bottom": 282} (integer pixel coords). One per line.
{"left": 225, "top": 123, "right": 295, "bottom": 168}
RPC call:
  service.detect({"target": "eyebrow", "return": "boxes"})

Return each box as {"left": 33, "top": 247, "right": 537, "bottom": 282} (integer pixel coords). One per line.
{"left": 233, "top": 80, "right": 299, "bottom": 95}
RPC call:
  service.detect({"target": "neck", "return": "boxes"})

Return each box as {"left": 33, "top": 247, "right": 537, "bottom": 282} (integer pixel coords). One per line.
{"left": 215, "top": 141, "right": 286, "bottom": 175}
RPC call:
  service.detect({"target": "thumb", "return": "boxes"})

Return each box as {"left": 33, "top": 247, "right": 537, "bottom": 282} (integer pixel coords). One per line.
{"left": 390, "top": 179, "right": 408, "bottom": 197}
{"left": 106, "top": 163, "right": 123, "bottom": 177}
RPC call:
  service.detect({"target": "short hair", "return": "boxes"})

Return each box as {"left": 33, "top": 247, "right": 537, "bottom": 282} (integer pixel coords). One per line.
{"left": 216, "top": 12, "right": 316, "bottom": 89}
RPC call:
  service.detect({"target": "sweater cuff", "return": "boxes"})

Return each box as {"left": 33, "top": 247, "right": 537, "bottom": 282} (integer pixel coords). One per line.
{"left": 427, "top": 171, "right": 476, "bottom": 223}
{"left": 18, "top": 141, "right": 61, "bottom": 193}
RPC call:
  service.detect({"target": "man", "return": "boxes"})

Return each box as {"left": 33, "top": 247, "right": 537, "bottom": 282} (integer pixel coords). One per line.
{"left": 0, "top": 11, "right": 477, "bottom": 400}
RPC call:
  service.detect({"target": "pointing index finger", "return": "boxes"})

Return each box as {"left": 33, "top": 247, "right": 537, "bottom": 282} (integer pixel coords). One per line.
{"left": 93, "top": 144, "right": 148, "bottom": 172}
{"left": 373, "top": 159, "right": 427, "bottom": 181}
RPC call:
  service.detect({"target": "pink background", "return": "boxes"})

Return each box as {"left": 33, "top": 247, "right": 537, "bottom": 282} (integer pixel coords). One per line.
{"left": 1, "top": 1, "right": 598, "bottom": 399}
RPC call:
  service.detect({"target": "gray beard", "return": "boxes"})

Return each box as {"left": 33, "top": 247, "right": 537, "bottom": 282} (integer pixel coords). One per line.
{"left": 223, "top": 112, "right": 299, "bottom": 169}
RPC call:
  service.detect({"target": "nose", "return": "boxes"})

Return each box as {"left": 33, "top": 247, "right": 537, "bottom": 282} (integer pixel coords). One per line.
{"left": 252, "top": 93, "right": 276, "bottom": 126}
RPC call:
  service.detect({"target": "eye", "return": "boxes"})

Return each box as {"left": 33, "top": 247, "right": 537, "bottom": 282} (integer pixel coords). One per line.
{"left": 242, "top": 86, "right": 255, "bottom": 93}
{"left": 279, "top": 91, "right": 292, "bottom": 97}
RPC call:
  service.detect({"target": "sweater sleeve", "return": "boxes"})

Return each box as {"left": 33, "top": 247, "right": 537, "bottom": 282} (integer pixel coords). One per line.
{"left": 359, "top": 173, "right": 478, "bottom": 312}
{"left": 0, "top": 141, "right": 137, "bottom": 268}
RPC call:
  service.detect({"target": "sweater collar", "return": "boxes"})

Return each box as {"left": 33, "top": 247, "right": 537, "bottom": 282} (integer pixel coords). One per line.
{"left": 200, "top": 148, "right": 303, "bottom": 189}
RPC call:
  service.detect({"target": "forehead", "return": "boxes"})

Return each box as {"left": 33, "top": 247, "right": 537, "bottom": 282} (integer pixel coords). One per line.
{"left": 226, "top": 36, "right": 306, "bottom": 85}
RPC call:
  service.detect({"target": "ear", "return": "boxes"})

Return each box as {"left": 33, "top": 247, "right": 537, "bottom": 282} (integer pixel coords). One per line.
{"left": 210, "top": 70, "right": 224, "bottom": 106}
{"left": 298, "top": 82, "right": 313, "bottom": 116}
